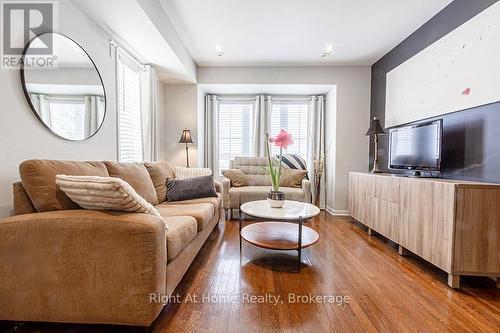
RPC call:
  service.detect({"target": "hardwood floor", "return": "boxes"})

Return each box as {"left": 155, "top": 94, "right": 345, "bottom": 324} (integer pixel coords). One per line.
{"left": 3, "top": 212, "right": 499, "bottom": 332}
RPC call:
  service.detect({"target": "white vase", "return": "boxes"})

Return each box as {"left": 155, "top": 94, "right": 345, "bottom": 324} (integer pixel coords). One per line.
{"left": 267, "top": 190, "right": 285, "bottom": 208}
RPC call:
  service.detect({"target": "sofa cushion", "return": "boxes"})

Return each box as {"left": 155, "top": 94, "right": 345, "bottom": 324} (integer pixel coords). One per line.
{"left": 164, "top": 216, "right": 197, "bottom": 262}
{"left": 156, "top": 202, "right": 214, "bottom": 232}
{"left": 104, "top": 162, "right": 158, "bottom": 206}
{"left": 144, "top": 162, "right": 175, "bottom": 203}
{"left": 228, "top": 186, "right": 305, "bottom": 204}
{"left": 56, "top": 175, "right": 162, "bottom": 219}
{"left": 19, "top": 160, "right": 109, "bottom": 212}
{"left": 164, "top": 193, "right": 222, "bottom": 211}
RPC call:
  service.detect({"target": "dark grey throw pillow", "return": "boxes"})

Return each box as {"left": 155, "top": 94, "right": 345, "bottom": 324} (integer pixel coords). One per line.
{"left": 166, "top": 175, "right": 217, "bottom": 202}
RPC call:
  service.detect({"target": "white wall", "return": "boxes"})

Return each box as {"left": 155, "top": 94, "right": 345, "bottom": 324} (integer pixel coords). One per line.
{"left": 159, "top": 84, "right": 199, "bottom": 167}
{"left": 162, "top": 66, "right": 371, "bottom": 213}
{"left": 0, "top": 1, "right": 117, "bottom": 217}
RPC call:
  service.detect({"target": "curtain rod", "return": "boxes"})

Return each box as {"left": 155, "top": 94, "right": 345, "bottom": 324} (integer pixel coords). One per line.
{"left": 212, "top": 95, "right": 325, "bottom": 102}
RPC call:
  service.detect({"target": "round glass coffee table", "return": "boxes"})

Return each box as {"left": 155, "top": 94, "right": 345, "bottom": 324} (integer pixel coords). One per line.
{"left": 239, "top": 200, "right": 320, "bottom": 271}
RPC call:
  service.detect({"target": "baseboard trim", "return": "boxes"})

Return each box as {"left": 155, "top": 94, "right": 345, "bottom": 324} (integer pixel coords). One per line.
{"left": 325, "top": 206, "right": 350, "bottom": 216}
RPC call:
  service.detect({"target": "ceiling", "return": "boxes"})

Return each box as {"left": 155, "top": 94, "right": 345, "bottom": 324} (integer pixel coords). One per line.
{"left": 160, "top": 0, "right": 453, "bottom": 66}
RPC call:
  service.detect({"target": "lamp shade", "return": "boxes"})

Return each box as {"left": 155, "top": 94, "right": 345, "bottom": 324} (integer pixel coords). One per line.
{"left": 178, "top": 129, "right": 194, "bottom": 144}
{"left": 365, "top": 117, "right": 386, "bottom": 136}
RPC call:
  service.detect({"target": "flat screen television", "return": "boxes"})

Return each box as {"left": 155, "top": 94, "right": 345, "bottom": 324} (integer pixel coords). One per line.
{"left": 388, "top": 119, "right": 442, "bottom": 172}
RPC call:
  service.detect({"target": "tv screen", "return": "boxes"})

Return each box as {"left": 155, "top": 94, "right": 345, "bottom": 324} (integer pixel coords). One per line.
{"left": 389, "top": 120, "right": 442, "bottom": 171}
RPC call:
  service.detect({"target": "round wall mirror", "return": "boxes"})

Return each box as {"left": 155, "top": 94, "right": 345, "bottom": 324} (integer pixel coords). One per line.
{"left": 21, "top": 33, "right": 106, "bottom": 141}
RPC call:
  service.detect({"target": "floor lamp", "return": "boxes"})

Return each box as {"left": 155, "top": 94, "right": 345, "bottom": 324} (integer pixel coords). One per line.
{"left": 178, "top": 129, "right": 194, "bottom": 168}
{"left": 365, "top": 117, "right": 386, "bottom": 173}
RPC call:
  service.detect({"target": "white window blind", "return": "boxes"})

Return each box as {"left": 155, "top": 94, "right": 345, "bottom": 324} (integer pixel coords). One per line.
{"left": 270, "top": 101, "right": 309, "bottom": 158}
{"left": 48, "top": 99, "right": 86, "bottom": 140}
{"left": 117, "top": 51, "right": 143, "bottom": 162}
{"left": 218, "top": 101, "right": 255, "bottom": 171}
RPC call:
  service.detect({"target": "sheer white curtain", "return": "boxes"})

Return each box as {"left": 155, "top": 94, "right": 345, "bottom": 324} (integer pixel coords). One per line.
{"left": 308, "top": 95, "right": 326, "bottom": 208}
{"left": 204, "top": 94, "right": 219, "bottom": 173}
{"left": 253, "top": 95, "right": 272, "bottom": 156}
{"left": 85, "top": 96, "right": 105, "bottom": 137}
{"left": 30, "top": 93, "right": 50, "bottom": 125}
{"left": 140, "top": 65, "right": 159, "bottom": 162}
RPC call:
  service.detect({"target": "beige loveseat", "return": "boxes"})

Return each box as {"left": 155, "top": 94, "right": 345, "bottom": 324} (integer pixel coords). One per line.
{"left": 222, "top": 156, "right": 312, "bottom": 214}
{"left": 0, "top": 160, "right": 223, "bottom": 327}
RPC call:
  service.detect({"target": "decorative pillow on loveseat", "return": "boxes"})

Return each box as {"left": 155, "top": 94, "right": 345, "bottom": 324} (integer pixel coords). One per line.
{"left": 280, "top": 169, "right": 308, "bottom": 187}
{"left": 55, "top": 175, "right": 164, "bottom": 223}
{"left": 221, "top": 169, "right": 249, "bottom": 187}
{"left": 166, "top": 175, "right": 217, "bottom": 202}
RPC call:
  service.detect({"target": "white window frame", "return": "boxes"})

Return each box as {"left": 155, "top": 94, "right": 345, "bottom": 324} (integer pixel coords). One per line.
{"left": 116, "top": 48, "right": 144, "bottom": 163}
{"left": 270, "top": 98, "right": 311, "bottom": 159}
{"left": 217, "top": 98, "right": 256, "bottom": 172}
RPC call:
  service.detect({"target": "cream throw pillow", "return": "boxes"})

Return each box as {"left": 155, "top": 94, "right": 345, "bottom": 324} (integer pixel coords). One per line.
{"left": 221, "top": 169, "right": 249, "bottom": 187}
{"left": 55, "top": 175, "right": 165, "bottom": 226}
{"left": 174, "top": 166, "right": 212, "bottom": 179}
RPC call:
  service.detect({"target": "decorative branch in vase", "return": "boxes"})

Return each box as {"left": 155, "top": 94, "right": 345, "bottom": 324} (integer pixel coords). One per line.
{"left": 265, "top": 129, "right": 293, "bottom": 208}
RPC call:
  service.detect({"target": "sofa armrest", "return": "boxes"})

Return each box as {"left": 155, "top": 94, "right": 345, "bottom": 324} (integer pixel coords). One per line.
{"left": 302, "top": 179, "right": 312, "bottom": 203}
{"left": 214, "top": 179, "right": 222, "bottom": 194}
{"left": 222, "top": 178, "right": 231, "bottom": 209}
{"left": 0, "top": 210, "right": 166, "bottom": 326}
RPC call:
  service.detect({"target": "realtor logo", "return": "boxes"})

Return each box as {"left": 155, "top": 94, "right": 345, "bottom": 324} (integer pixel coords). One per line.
{"left": 1, "top": 0, "right": 58, "bottom": 68}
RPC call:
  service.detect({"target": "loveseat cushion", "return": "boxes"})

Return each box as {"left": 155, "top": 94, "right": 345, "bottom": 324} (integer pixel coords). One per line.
{"left": 156, "top": 202, "right": 214, "bottom": 232}
{"left": 144, "top": 162, "right": 175, "bottom": 203}
{"left": 104, "top": 162, "right": 159, "bottom": 206}
{"left": 164, "top": 216, "right": 197, "bottom": 262}
{"left": 228, "top": 186, "right": 305, "bottom": 203}
{"left": 20, "top": 160, "right": 109, "bottom": 212}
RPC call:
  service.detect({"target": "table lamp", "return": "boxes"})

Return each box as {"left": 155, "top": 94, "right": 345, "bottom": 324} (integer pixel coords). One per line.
{"left": 365, "top": 117, "right": 386, "bottom": 173}
{"left": 178, "top": 129, "right": 194, "bottom": 167}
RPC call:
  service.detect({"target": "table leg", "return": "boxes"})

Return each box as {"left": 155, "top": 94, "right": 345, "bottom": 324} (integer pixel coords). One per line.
{"left": 239, "top": 208, "right": 243, "bottom": 261}
{"left": 297, "top": 216, "right": 303, "bottom": 272}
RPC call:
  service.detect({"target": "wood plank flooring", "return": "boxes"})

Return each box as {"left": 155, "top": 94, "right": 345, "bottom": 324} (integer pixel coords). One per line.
{"left": 3, "top": 212, "right": 499, "bottom": 332}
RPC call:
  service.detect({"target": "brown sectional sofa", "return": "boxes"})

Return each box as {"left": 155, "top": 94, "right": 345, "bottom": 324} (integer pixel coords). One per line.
{"left": 0, "top": 160, "right": 223, "bottom": 327}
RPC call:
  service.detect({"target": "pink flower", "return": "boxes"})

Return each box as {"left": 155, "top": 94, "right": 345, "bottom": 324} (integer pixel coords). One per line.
{"left": 271, "top": 129, "right": 294, "bottom": 149}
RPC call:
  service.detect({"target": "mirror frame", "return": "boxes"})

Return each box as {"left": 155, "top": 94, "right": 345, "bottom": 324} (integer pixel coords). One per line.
{"left": 20, "top": 32, "right": 107, "bottom": 141}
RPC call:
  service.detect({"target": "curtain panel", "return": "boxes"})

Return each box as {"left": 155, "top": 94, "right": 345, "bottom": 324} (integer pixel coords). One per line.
{"left": 308, "top": 95, "right": 326, "bottom": 208}
{"left": 204, "top": 94, "right": 219, "bottom": 173}
{"left": 253, "top": 95, "right": 272, "bottom": 156}
{"left": 140, "top": 65, "right": 159, "bottom": 162}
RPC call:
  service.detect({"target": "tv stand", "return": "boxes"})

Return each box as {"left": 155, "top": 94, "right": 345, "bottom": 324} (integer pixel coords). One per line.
{"left": 349, "top": 172, "right": 500, "bottom": 289}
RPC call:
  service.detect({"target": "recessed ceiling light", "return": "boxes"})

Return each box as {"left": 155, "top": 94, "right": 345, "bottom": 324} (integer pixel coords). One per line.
{"left": 321, "top": 43, "right": 334, "bottom": 58}
{"left": 214, "top": 45, "right": 225, "bottom": 57}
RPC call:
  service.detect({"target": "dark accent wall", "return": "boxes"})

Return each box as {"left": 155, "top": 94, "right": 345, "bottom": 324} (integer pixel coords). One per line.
{"left": 370, "top": 0, "right": 500, "bottom": 182}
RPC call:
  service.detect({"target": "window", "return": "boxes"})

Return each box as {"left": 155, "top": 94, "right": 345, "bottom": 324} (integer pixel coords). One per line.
{"left": 117, "top": 50, "right": 143, "bottom": 162}
{"left": 218, "top": 101, "right": 256, "bottom": 171}
{"left": 46, "top": 97, "right": 87, "bottom": 140}
{"left": 270, "top": 101, "right": 309, "bottom": 158}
